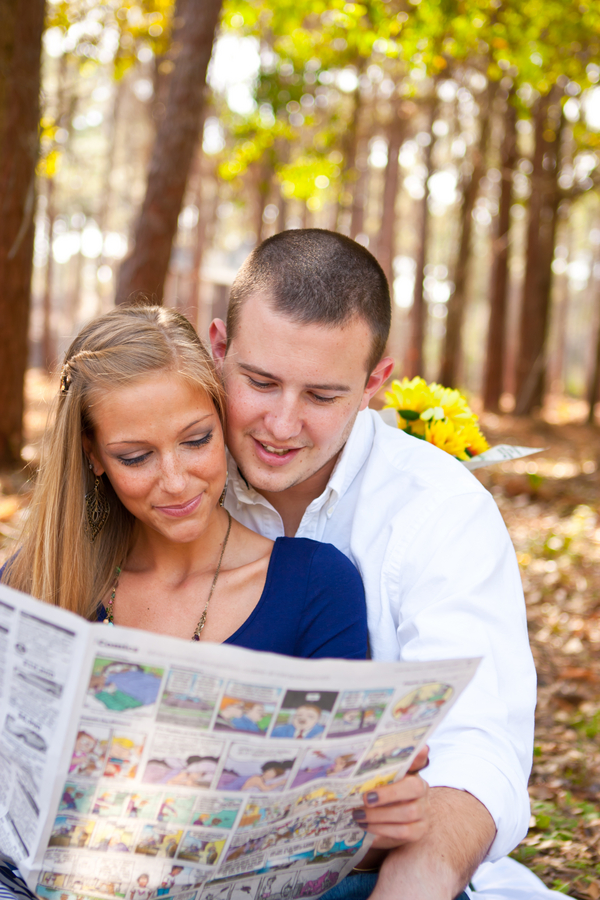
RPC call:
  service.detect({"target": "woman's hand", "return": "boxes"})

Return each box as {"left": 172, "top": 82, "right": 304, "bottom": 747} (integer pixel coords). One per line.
{"left": 351, "top": 746, "right": 430, "bottom": 849}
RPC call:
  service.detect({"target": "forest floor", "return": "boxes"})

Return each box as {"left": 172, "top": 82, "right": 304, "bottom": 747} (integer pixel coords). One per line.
{"left": 1, "top": 373, "right": 600, "bottom": 897}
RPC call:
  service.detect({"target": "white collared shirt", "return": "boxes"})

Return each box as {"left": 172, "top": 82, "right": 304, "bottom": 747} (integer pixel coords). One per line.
{"left": 225, "top": 408, "right": 536, "bottom": 860}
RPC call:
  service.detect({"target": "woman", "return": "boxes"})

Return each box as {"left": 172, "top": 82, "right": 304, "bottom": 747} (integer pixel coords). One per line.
{"left": 2, "top": 304, "right": 366, "bottom": 656}
{"left": 0, "top": 305, "right": 428, "bottom": 900}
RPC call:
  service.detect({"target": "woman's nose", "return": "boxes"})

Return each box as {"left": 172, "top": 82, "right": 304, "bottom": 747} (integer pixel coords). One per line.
{"left": 159, "top": 455, "right": 187, "bottom": 493}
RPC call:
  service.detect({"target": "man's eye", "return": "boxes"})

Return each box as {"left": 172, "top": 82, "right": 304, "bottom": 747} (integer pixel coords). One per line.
{"left": 248, "top": 377, "right": 275, "bottom": 389}
{"left": 119, "top": 453, "right": 151, "bottom": 467}
{"left": 184, "top": 432, "right": 213, "bottom": 448}
{"left": 311, "top": 394, "right": 337, "bottom": 404}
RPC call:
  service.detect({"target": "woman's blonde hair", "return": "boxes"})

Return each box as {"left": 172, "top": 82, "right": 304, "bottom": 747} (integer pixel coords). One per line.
{"left": 4, "top": 304, "right": 225, "bottom": 619}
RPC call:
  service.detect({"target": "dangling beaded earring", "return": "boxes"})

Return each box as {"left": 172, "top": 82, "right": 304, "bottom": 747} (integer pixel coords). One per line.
{"left": 85, "top": 462, "right": 110, "bottom": 542}
{"left": 219, "top": 476, "right": 228, "bottom": 508}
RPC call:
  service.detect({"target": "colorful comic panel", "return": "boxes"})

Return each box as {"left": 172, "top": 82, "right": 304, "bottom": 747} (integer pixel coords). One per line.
{"left": 326, "top": 689, "right": 394, "bottom": 738}
{"left": 271, "top": 691, "right": 338, "bottom": 741}
{"left": 217, "top": 744, "right": 297, "bottom": 794}
{"left": 86, "top": 658, "right": 164, "bottom": 716}
{"left": 290, "top": 743, "right": 365, "bottom": 789}
{"left": 191, "top": 797, "right": 242, "bottom": 830}
{"left": 213, "top": 682, "right": 281, "bottom": 737}
{"left": 142, "top": 736, "right": 223, "bottom": 789}
{"left": 49, "top": 816, "right": 95, "bottom": 849}
{"left": 156, "top": 796, "right": 195, "bottom": 825}
{"left": 93, "top": 790, "right": 130, "bottom": 817}
{"left": 391, "top": 683, "right": 454, "bottom": 727}
{"left": 157, "top": 669, "right": 222, "bottom": 731}
{"left": 176, "top": 832, "right": 226, "bottom": 866}
{"left": 58, "top": 782, "right": 95, "bottom": 815}
{"left": 89, "top": 821, "right": 137, "bottom": 853}
{"left": 135, "top": 825, "right": 184, "bottom": 858}
{"left": 104, "top": 731, "right": 146, "bottom": 779}
{"left": 125, "top": 792, "right": 162, "bottom": 820}
{"left": 356, "top": 727, "right": 427, "bottom": 775}
{"left": 68, "top": 723, "right": 110, "bottom": 779}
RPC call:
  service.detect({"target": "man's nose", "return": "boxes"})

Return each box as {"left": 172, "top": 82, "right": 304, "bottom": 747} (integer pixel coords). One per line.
{"left": 263, "top": 394, "right": 303, "bottom": 440}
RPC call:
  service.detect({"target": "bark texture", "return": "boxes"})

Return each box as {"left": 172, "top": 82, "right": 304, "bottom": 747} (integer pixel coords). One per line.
{"left": 0, "top": 0, "right": 45, "bottom": 466}
{"left": 439, "top": 86, "right": 494, "bottom": 387}
{"left": 514, "top": 92, "right": 564, "bottom": 415}
{"left": 376, "top": 112, "right": 404, "bottom": 288}
{"left": 483, "top": 96, "right": 517, "bottom": 411}
{"left": 405, "top": 104, "right": 436, "bottom": 379}
{"left": 115, "top": 0, "right": 223, "bottom": 305}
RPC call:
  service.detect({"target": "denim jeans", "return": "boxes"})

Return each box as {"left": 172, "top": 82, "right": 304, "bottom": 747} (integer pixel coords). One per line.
{"left": 320, "top": 870, "right": 470, "bottom": 900}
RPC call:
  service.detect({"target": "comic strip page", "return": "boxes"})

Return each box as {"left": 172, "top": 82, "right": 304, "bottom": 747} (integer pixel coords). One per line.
{"left": 0, "top": 584, "right": 480, "bottom": 900}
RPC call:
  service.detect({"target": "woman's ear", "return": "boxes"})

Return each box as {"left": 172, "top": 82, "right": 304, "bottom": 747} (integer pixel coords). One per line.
{"left": 81, "top": 434, "right": 105, "bottom": 476}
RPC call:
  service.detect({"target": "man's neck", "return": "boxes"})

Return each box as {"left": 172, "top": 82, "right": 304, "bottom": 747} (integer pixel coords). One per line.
{"left": 257, "top": 453, "right": 340, "bottom": 536}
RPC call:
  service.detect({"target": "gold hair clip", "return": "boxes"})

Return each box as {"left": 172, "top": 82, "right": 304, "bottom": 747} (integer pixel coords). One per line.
{"left": 60, "top": 363, "right": 71, "bottom": 395}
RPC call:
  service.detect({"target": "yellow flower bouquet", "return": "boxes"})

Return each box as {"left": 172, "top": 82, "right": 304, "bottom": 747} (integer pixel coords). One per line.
{"left": 383, "top": 377, "right": 489, "bottom": 461}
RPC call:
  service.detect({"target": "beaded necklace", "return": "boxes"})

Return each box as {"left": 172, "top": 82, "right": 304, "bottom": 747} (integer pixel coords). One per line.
{"left": 102, "top": 511, "right": 233, "bottom": 642}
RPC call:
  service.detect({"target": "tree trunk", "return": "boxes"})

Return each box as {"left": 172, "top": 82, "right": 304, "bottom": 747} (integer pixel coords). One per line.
{"left": 0, "top": 0, "right": 45, "bottom": 467}
{"left": 587, "top": 278, "right": 600, "bottom": 424}
{"left": 42, "top": 176, "right": 57, "bottom": 374}
{"left": 405, "top": 105, "right": 436, "bottom": 379}
{"left": 514, "top": 92, "right": 564, "bottom": 415}
{"left": 439, "top": 86, "right": 494, "bottom": 387}
{"left": 335, "top": 81, "right": 362, "bottom": 234}
{"left": 483, "top": 94, "right": 517, "bottom": 411}
{"left": 115, "top": 0, "right": 223, "bottom": 305}
{"left": 376, "top": 112, "right": 404, "bottom": 288}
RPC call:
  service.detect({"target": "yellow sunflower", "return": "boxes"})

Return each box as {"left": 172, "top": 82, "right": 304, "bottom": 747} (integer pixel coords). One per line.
{"left": 384, "top": 377, "right": 489, "bottom": 459}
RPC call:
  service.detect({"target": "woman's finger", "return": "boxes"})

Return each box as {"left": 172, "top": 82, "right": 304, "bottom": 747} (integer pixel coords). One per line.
{"left": 360, "top": 773, "right": 428, "bottom": 808}
{"left": 408, "top": 745, "right": 429, "bottom": 773}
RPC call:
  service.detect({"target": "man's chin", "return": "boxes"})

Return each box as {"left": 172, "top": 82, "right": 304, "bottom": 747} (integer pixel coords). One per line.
{"left": 242, "top": 464, "right": 305, "bottom": 495}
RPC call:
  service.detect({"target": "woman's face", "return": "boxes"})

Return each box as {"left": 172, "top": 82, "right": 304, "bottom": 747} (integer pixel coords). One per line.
{"left": 84, "top": 372, "right": 227, "bottom": 544}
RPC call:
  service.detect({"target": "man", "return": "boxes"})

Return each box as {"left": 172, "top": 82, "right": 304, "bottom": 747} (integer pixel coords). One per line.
{"left": 272, "top": 703, "right": 324, "bottom": 739}
{"left": 210, "top": 229, "right": 536, "bottom": 900}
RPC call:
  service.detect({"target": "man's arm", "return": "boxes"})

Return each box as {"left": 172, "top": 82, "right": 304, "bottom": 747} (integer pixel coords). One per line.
{"left": 366, "top": 787, "right": 495, "bottom": 900}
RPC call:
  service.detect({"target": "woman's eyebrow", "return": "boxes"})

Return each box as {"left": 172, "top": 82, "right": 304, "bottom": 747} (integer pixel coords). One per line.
{"left": 106, "top": 415, "right": 214, "bottom": 446}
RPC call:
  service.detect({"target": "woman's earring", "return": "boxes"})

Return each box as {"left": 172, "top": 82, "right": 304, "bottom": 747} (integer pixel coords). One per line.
{"left": 85, "top": 468, "right": 110, "bottom": 542}
{"left": 219, "top": 477, "right": 228, "bottom": 508}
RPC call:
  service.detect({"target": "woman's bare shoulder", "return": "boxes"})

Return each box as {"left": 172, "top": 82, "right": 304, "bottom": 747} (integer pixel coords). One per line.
{"left": 228, "top": 517, "right": 273, "bottom": 568}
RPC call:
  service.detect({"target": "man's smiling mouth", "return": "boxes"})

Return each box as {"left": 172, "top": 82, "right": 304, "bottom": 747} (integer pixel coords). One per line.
{"left": 260, "top": 443, "right": 294, "bottom": 456}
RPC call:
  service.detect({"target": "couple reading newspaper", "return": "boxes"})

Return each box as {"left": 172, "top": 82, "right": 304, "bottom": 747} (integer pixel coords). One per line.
{"left": 1, "top": 230, "right": 537, "bottom": 900}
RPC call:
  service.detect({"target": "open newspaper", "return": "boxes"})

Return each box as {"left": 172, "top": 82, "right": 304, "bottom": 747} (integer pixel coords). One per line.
{"left": 0, "top": 584, "right": 479, "bottom": 900}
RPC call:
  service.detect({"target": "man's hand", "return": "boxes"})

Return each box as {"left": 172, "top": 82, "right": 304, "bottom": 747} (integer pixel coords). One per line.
{"left": 370, "top": 787, "right": 496, "bottom": 900}
{"left": 352, "top": 747, "right": 430, "bottom": 849}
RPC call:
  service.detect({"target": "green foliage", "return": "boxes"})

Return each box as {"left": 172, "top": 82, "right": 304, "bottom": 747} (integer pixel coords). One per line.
{"left": 45, "top": 0, "right": 175, "bottom": 79}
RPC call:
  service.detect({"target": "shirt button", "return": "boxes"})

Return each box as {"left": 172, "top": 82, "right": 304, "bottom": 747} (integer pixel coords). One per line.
{"left": 327, "top": 507, "right": 334, "bottom": 517}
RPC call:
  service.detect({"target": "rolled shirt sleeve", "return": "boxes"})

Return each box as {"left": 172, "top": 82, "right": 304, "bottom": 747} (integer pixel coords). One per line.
{"left": 385, "top": 491, "right": 536, "bottom": 859}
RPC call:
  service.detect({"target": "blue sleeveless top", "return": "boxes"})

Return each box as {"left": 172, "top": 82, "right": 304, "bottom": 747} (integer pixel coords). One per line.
{"left": 97, "top": 538, "right": 367, "bottom": 659}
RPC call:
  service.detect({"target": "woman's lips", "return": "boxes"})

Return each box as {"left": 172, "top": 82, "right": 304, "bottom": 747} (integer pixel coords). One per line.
{"left": 155, "top": 493, "right": 203, "bottom": 518}
{"left": 252, "top": 437, "right": 302, "bottom": 467}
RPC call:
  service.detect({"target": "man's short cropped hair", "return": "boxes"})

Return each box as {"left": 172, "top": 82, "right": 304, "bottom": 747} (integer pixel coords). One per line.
{"left": 227, "top": 229, "right": 391, "bottom": 373}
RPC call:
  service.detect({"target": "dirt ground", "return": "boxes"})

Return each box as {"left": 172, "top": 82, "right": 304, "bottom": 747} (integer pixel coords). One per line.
{"left": 1, "top": 373, "right": 600, "bottom": 897}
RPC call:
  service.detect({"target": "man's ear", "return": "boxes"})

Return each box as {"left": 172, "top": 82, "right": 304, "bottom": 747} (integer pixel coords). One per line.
{"left": 209, "top": 319, "right": 228, "bottom": 374}
{"left": 359, "top": 356, "right": 394, "bottom": 411}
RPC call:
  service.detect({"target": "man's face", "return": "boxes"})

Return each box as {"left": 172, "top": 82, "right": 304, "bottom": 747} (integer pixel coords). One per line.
{"left": 292, "top": 705, "right": 320, "bottom": 733}
{"left": 211, "top": 294, "right": 383, "bottom": 495}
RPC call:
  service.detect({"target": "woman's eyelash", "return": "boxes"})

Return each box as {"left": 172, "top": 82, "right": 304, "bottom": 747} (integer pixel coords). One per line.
{"left": 185, "top": 432, "right": 213, "bottom": 448}
{"left": 117, "top": 432, "right": 212, "bottom": 466}
{"left": 248, "top": 377, "right": 272, "bottom": 388}
{"left": 119, "top": 453, "right": 150, "bottom": 467}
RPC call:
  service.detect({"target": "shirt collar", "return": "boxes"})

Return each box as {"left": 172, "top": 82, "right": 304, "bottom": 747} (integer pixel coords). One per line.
{"left": 226, "top": 408, "right": 375, "bottom": 512}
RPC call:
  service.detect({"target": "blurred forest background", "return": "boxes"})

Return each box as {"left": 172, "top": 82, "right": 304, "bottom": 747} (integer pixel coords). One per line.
{"left": 2, "top": 0, "right": 600, "bottom": 466}
{"left": 2, "top": 0, "right": 600, "bottom": 894}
